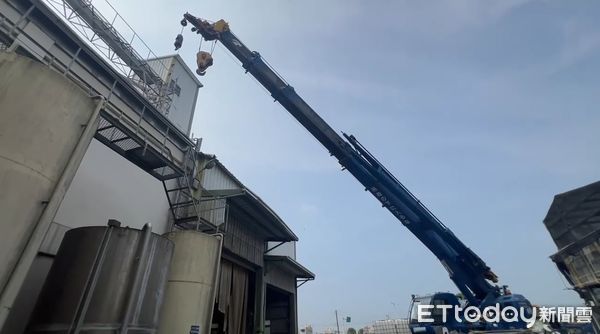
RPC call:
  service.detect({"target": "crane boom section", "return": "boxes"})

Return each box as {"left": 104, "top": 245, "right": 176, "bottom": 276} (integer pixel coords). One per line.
{"left": 183, "top": 14, "right": 500, "bottom": 305}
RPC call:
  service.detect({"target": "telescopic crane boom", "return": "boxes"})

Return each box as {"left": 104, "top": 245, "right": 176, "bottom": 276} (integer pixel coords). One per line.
{"left": 178, "top": 14, "right": 528, "bottom": 313}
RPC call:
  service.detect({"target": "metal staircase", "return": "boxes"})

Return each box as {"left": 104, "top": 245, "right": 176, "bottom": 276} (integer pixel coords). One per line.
{"left": 96, "top": 111, "right": 208, "bottom": 230}
{"left": 162, "top": 146, "right": 209, "bottom": 231}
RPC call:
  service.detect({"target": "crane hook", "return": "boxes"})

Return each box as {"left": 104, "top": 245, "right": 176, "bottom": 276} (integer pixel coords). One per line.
{"left": 195, "top": 51, "right": 213, "bottom": 76}
{"left": 174, "top": 34, "right": 183, "bottom": 50}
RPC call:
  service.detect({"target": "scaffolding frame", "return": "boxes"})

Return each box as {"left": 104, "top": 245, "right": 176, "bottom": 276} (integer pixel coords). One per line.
{"left": 39, "top": 0, "right": 177, "bottom": 113}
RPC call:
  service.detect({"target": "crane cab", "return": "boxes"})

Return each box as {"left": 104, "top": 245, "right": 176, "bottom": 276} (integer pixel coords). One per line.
{"left": 409, "top": 292, "right": 535, "bottom": 334}
{"left": 409, "top": 293, "right": 469, "bottom": 334}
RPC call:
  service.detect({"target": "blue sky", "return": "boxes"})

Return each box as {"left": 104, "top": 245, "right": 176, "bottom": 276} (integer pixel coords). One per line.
{"left": 109, "top": 0, "right": 599, "bottom": 331}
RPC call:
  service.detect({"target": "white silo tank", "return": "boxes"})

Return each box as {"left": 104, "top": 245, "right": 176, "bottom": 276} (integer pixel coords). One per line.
{"left": 158, "top": 230, "right": 223, "bottom": 334}
{"left": 0, "top": 52, "right": 99, "bottom": 295}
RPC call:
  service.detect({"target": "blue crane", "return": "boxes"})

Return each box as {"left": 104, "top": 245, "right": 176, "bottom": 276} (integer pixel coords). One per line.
{"left": 178, "top": 14, "right": 532, "bottom": 333}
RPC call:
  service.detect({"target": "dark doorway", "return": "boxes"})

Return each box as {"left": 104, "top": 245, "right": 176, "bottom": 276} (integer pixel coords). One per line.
{"left": 211, "top": 260, "right": 256, "bottom": 334}
{"left": 266, "top": 285, "right": 292, "bottom": 334}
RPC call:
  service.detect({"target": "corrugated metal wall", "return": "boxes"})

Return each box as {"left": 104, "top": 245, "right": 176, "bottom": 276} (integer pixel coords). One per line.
{"left": 201, "top": 167, "right": 240, "bottom": 191}
{"left": 561, "top": 241, "right": 600, "bottom": 288}
{"left": 544, "top": 181, "right": 600, "bottom": 249}
{"left": 266, "top": 242, "right": 296, "bottom": 260}
{"left": 222, "top": 205, "right": 265, "bottom": 267}
{"left": 265, "top": 265, "right": 296, "bottom": 294}
{"left": 199, "top": 198, "right": 227, "bottom": 227}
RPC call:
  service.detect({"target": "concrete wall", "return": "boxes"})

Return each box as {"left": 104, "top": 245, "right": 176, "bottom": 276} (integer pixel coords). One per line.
{"left": 53, "top": 139, "right": 170, "bottom": 232}
{"left": 32, "top": 137, "right": 172, "bottom": 255}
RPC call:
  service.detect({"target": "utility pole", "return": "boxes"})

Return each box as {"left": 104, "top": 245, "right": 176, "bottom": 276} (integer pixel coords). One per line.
{"left": 335, "top": 310, "right": 341, "bottom": 334}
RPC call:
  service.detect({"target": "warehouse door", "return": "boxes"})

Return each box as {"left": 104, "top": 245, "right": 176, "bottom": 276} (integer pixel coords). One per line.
{"left": 266, "top": 285, "right": 291, "bottom": 334}
{"left": 213, "top": 259, "right": 255, "bottom": 334}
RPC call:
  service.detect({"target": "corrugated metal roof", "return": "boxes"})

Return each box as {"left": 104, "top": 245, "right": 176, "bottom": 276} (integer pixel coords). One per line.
{"left": 264, "top": 255, "right": 315, "bottom": 279}
{"left": 232, "top": 188, "right": 298, "bottom": 241}
{"left": 201, "top": 166, "right": 241, "bottom": 190}
{"left": 202, "top": 188, "right": 298, "bottom": 242}
{"left": 544, "top": 181, "right": 600, "bottom": 250}
{"left": 199, "top": 153, "right": 298, "bottom": 242}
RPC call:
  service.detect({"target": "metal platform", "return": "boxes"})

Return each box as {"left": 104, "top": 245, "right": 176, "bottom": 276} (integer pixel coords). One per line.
{"left": 0, "top": 0, "right": 193, "bottom": 181}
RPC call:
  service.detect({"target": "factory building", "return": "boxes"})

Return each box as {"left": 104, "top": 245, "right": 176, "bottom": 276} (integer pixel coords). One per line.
{"left": 0, "top": 0, "right": 312, "bottom": 333}
{"left": 544, "top": 181, "right": 600, "bottom": 333}
{"left": 195, "top": 154, "right": 314, "bottom": 333}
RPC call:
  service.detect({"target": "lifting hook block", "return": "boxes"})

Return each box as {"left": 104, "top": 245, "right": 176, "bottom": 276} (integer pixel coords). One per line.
{"left": 174, "top": 33, "right": 183, "bottom": 50}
